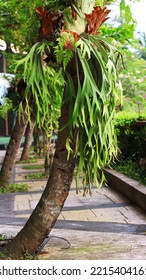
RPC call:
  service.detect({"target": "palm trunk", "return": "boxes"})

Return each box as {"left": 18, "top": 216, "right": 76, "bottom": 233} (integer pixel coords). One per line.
{"left": 1, "top": 102, "right": 75, "bottom": 259}
{"left": 0, "top": 115, "right": 27, "bottom": 189}
{"left": 20, "top": 120, "right": 34, "bottom": 161}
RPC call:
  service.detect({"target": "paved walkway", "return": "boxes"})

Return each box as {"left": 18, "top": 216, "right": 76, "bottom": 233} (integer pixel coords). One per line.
{"left": 0, "top": 150, "right": 146, "bottom": 259}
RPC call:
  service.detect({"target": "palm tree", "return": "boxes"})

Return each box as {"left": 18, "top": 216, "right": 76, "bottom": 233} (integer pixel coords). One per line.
{"left": 1, "top": 0, "right": 122, "bottom": 259}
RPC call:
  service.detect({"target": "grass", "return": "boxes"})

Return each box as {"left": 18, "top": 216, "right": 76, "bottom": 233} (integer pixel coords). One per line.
{"left": 22, "top": 164, "right": 44, "bottom": 170}
{"left": 16, "top": 158, "right": 37, "bottom": 164}
{"left": 25, "top": 172, "right": 48, "bottom": 180}
{"left": 0, "top": 183, "right": 29, "bottom": 193}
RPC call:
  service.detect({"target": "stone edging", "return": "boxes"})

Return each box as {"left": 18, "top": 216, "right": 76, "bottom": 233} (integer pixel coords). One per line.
{"left": 104, "top": 168, "right": 146, "bottom": 212}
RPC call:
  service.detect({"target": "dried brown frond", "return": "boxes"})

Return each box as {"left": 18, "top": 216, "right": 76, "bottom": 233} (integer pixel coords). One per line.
{"left": 85, "top": 6, "right": 110, "bottom": 35}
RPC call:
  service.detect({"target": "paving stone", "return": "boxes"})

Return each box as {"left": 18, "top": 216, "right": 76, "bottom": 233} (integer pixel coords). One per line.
{"left": 58, "top": 213, "right": 65, "bottom": 220}
{"left": 29, "top": 200, "right": 38, "bottom": 209}
{"left": 62, "top": 209, "right": 96, "bottom": 221}
{"left": 118, "top": 206, "right": 146, "bottom": 224}
{"left": 91, "top": 208, "right": 127, "bottom": 223}
{"left": 14, "top": 202, "right": 30, "bottom": 211}
{"left": 97, "top": 188, "right": 129, "bottom": 203}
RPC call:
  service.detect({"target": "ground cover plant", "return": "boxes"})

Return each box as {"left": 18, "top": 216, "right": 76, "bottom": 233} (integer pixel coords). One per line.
{"left": 0, "top": 183, "right": 29, "bottom": 193}
{"left": 22, "top": 164, "right": 44, "bottom": 170}
{"left": 16, "top": 158, "right": 37, "bottom": 164}
{"left": 25, "top": 172, "right": 48, "bottom": 180}
{"left": 112, "top": 158, "right": 146, "bottom": 185}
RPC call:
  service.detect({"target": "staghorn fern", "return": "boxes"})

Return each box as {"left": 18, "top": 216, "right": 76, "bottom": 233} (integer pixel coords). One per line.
{"left": 14, "top": 2, "right": 123, "bottom": 192}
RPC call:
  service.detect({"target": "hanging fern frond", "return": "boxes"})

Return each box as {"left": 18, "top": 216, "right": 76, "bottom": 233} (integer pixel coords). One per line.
{"left": 15, "top": 41, "right": 64, "bottom": 132}
{"left": 63, "top": 33, "right": 122, "bottom": 191}
{"left": 75, "top": 38, "right": 91, "bottom": 59}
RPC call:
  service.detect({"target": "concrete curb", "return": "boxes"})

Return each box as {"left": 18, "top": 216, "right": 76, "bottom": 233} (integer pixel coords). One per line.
{"left": 104, "top": 168, "right": 146, "bottom": 212}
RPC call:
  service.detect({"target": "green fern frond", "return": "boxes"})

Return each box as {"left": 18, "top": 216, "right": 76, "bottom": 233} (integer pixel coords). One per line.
{"left": 54, "top": 32, "right": 75, "bottom": 70}
{"left": 75, "top": 38, "right": 91, "bottom": 59}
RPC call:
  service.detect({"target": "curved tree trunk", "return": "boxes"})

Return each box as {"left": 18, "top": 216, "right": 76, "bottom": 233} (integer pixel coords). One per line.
{"left": 0, "top": 115, "right": 27, "bottom": 189}
{"left": 20, "top": 120, "right": 34, "bottom": 161}
{"left": 1, "top": 102, "right": 75, "bottom": 259}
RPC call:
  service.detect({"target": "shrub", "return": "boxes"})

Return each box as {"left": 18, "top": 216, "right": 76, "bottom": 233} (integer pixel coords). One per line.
{"left": 115, "top": 112, "right": 146, "bottom": 160}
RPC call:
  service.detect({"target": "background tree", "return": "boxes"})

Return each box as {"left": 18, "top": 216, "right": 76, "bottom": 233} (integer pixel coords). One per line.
{"left": 19, "top": 119, "right": 35, "bottom": 161}
{"left": 117, "top": 48, "right": 146, "bottom": 115}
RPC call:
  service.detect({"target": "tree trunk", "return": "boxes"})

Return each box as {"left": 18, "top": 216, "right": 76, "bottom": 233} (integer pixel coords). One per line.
{"left": 0, "top": 115, "right": 27, "bottom": 189}
{"left": 33, "top": 126, "right": 41, "bottom": 154}
{"left": 44, "top": 151, "right": 50, "bottom": 175}
{"left": 1, "top": 102, "right": 75, "bottom": 259}
{"left": 44, "top": 140, "right": 55, "bottom": 176}
{"left": 20, "top": 121, "right": 34, "bottom": 161}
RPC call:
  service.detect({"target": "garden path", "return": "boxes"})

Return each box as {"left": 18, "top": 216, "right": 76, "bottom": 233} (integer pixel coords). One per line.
{"left": 0, "top": 149, "right": 146, "bottom": 259}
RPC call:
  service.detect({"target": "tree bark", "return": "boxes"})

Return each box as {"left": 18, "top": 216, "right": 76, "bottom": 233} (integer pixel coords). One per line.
{"left": 0, "top": 115, "right": 27, "bottom": 189}
{"left": 1, "top": 102, "right": 75, "bottom": 259}
{"left": 20, "top": 120, "right": 34, "bottom": 161}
